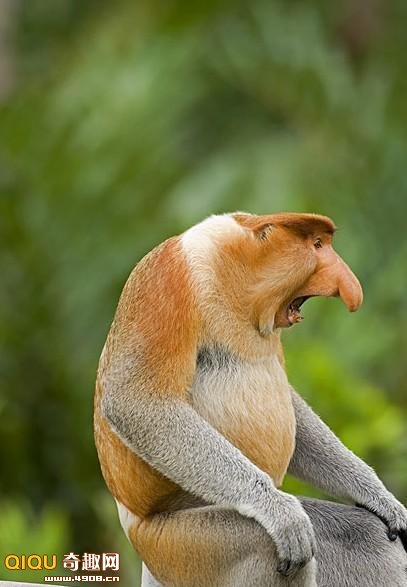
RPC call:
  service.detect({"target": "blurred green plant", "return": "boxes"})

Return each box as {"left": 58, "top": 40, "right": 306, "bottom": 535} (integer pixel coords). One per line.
{"left": 0, "top": 501, "right": 68, "bottom": 583}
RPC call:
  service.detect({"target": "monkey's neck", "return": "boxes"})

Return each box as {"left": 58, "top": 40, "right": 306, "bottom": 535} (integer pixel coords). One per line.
{"left": 200, "top": 297, "right": 282, "bottom": 361}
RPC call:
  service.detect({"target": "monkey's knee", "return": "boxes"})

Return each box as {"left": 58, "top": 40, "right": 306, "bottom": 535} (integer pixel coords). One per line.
{"left": 137, "top": 506, "right": 318, "bottom": 587}
{"left": 133, "top": 507, "right": 265, "bottom": 587}
{"left": 302, "top": 498, "right": 407, "bottom": 587}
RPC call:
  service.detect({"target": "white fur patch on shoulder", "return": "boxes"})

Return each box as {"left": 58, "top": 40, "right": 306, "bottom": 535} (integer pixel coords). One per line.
{"left": 181, "top": 215, "right": 245, "bottom": 297}
{"left": 115, "top": 499, "right": 138, "bottom": 540}
{"left": 181, "top": 214, "right": 243, "bottom": 258}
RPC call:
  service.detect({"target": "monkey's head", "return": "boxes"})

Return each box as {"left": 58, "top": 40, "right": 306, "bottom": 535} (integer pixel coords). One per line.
{"left": 195, "top": 212, "right": 363, "bottom": 336}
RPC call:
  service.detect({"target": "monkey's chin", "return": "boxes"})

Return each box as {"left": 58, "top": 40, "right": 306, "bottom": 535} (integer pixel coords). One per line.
{"left": 275, "top": 295, "right": 312, "bottom": 328}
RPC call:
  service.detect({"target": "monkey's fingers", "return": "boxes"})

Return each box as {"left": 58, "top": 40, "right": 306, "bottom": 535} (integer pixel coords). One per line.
{"left": 356, "top": 502, "right": 385, "bottom": 522}
{"left": 276, "top": 532, "right": 314, "bottom": 578}
{"left": 356, "top": 503, "right": 407, "bottom": 550}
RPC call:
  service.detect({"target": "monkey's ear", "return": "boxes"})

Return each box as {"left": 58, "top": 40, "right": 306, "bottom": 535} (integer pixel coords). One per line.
{"left": 233, "top": 213, "right": 274, "bottom": 240}
{"left": 253, "top": 222, "right": 274, "bottom": 241}
{"left": 271, "top": 214, "right": 337, "bottom": 238}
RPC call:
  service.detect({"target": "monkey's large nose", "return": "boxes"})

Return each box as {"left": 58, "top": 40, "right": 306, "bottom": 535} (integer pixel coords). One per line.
{"left": 337, "top": 260, "right": 363, "bottom": 312}
{"left": 295, "top": 247, "right": 363, "bottom": 315}
{"left": 301, "top": 251, "right": 363, "bottom": 312}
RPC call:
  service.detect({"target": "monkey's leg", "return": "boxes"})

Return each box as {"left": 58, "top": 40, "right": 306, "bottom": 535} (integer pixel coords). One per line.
{"left": 134, "top": 499, "right": 407, "bottom": 587}
{"left": 301, "top": 498, "right": 407, "bottom": 587}
{"left": 124, "top": 504, "right": 317, "bottom": 587}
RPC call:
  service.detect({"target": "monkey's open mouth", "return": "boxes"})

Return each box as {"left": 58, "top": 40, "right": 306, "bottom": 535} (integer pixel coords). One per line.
{"left": 287, "top": 296, "right": 312, "bottom": 325}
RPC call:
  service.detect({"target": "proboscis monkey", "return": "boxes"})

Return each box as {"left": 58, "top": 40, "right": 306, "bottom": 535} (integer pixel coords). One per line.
{"left": 94, "top": 212, "right": 407, "bottom": 587}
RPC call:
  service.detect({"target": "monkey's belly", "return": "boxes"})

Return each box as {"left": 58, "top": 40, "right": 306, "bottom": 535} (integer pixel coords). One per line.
{"left": 190, "top": 355, "right": 296, "bottom": 486}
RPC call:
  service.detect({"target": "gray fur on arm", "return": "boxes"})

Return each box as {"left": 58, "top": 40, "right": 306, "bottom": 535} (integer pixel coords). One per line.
{"left": 288, "top": 388, "right": 407, "bottom": 539}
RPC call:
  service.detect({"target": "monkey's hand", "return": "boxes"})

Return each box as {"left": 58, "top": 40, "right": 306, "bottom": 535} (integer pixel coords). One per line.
{"left": 357, "top": 492, "right": 407, "bottom": 550}
{"left": 251, "top": 490, "right": 316, "bottom": 577}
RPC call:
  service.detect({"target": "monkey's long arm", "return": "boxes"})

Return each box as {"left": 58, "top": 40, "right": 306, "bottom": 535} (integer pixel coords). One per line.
{"left": 288, "top": 389, "right": 407, "bottom": 546}
{"left": 101, "top": 373, "right": 316, "bottom": 576}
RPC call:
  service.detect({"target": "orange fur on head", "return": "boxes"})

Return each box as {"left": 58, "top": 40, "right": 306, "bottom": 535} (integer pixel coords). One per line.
{"left": 231, "top": 212, "right": 362, "bottom": 332}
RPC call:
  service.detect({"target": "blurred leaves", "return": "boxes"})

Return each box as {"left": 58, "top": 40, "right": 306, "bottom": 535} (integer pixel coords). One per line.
{"left": 0, "top": 501, "right": 68, "bottom": 583}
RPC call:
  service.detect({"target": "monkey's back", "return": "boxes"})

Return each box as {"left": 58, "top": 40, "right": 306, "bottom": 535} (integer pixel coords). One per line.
{"left": 93, "top": 236, "right": 202, "bottom": 517}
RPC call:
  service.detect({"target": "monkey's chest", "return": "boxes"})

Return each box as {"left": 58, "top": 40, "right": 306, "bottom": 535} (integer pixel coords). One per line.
{"left": 190, "top": 349, "right": 296, "bottom": 487}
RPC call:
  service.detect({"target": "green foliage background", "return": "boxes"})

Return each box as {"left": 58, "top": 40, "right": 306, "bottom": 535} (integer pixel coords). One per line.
{"left": 1, "top": 0, "right": 406, "bottom": 584}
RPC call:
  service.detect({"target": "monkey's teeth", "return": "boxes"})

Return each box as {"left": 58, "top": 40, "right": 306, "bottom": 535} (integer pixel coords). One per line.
{"left": 287, "top": 304, "right": 303, "bottom": 324}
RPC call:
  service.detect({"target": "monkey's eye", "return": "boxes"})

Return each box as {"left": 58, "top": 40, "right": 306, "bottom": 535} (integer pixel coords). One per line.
{"left": 314, "top": 238, "right": 323, "bottom": 249}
